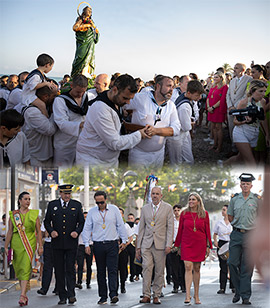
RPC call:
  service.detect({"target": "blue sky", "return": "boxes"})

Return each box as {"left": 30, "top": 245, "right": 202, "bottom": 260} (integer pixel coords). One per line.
{"left": 0, "top": 0, "right": 269, "bottom": 81}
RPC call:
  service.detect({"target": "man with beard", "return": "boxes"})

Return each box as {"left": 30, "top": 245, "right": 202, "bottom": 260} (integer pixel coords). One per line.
{"left": 22, "top": 86, "right": 57, "bottom": 166}
{"left": 76, "top": 74, "right": 149, "bottom": 167}
{"left": 125, "top": 75, "right": 180, "bottom": 168}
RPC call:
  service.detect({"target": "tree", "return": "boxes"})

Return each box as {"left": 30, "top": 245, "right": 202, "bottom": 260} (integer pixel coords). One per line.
{"left": 60, "top": 165, "right": 236, "bottom": 213}
{"left": 222, "top": 63, "right": 233, "bottom": 74}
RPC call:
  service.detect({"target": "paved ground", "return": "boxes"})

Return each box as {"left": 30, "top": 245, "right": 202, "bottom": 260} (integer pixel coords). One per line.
{"left": 1, "top": 262, "right": 269, "bottom": 308}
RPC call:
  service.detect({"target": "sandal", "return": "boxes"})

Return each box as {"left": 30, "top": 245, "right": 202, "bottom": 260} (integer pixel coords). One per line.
{"left": 18, "top": 295, "right": 28, "bottom": 306}
{"left": 194, "top": 297, "right": 201, "bottom": 304}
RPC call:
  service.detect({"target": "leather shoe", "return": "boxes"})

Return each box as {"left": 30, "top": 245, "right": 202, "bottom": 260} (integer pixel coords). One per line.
{"left": 121, "top": 287, "right": 126, "bottom": 293}
{"left": 68, "top": 297, "right": 77, "bottom": 304}
{"left": 232, "top": 295, "right": 240, "bottom": 303}
{"left": 86, "top": 284, "right": 91, "bottom": 289}
{"left": 242, "top": 299, "right": 251, "bottom": 305}
{"left": 37, "top": 289, "right": 46, "bottom": 295}
{"left": 139, "top": 296, "right": 150, "bottom": 303}
{"left": 217, "top": 289, "right": 225, "bottom": 294}
{"left": 172, "top": 288, "right": 178, "bottom": 293}
{"left": 75, "top": 283, "right": 82, "bottom": 289}
{"left": 153, "top": 297, "right": 161, "bottom": 304}
{"left": 110, "top": 296, "right": 119, "bottom": 304}
{"left": 58, "top": 299, "right": 67, "bottom": 305}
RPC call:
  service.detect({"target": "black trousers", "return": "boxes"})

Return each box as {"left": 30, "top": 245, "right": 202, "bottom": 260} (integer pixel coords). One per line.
{"left": 93, "top": 241, "right": 119, "bottom": 300}
{"left": 217, "top": 240, "right": 234, "bottom": 290}
{"left": 118, "top": 248, "right": 128, "bottom": 288}
{"left": 76, "top": 244, "right": 93, "bottom": 285}
{"left": 169, "top": 252, "right": 186, "bottom": 290}
{"left": 127, "top": 243, "right": 135, "bottom": 279}
{"left": 41, "top": 242, "right": 56, "bottom": 293}
{"left": 166, "top": 254, "right": 172, "bottom": 284}
{"left": 53, "top": 248, "right": 77, "bottom": 300}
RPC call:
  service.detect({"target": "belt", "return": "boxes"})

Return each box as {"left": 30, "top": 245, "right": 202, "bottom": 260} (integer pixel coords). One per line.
{"left": 94, "top": 240, "right": 118, "bottom": 244}
{"left": 233, "top": 227, "right": 249, "bottom": 233}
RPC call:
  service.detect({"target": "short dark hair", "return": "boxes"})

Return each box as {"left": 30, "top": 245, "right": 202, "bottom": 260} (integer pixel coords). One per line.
{"left": 187, "top": 80, "right": 204, "bottom": 94}
{"left": 128, "top": 213, "right": 134, "bottom": 217}
{"left": 2, "top": 214, "right": 6, "bottom": 220}
{"left": 114, "top": 74, "right": 138, "bottom": 93}
{"left": 155, "top": 75, "right": 173, "bottom": 89}
{"left": 179, "top": 75, "right": 189, "bottom": 83}
{"left": 223, "top": 204, "right": 228, "bottom": 208}
{"left": 72, "top": 74, "right": 88, "bottom": 88}
{"left": 0, "top": 109, "right": 24, "bottom": 129}
{"left": 189, "top": 73, "right": 198, "bottom": 80}
{"left": 36, "top": 86, "right": 54, "bottom": 98}
{"left": 94, "top": 191, "right": 107, "bottom": 199}
{"left": 64, "top": 74, "right": 71, "bottom": 79}
{"left": 36, "top": 53, "right": 54, "bottom": 66}
{"left": 119, "top": 207, "right": 124, "bottom": 214}
{"left": 173, "top": 204, "right": 183, "bottom": 210}
{"left": 17, "top": 191, "right": 30, "bottom": 209}
{"left": 83, "top": 211, "right": 88, "bottom": 215}
{"left": 216, "top": 67, "right": 225, "bottom": 73}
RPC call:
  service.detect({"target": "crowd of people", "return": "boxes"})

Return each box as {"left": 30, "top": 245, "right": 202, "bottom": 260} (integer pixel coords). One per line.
{"left": 2, "top": 172, "right": 265, "bottom": 306}
{"left": 0, "top": 54, "right": 269, "bottom": 168}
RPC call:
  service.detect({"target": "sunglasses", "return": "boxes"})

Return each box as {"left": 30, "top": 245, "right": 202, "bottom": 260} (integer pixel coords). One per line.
{"left": 96, "top": 201, "right": 105, "bottom": 205}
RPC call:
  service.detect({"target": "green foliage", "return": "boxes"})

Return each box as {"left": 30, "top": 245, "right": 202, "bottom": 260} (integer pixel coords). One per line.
{"left": 60, "top": 165, "right": 236, "bottom": 212}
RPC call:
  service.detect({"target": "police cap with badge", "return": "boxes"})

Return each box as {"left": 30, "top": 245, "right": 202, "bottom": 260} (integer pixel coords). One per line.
{"left": 59, "top": 184, "right": 74, "bottom": 193}
{"left": 239, "top": 173, "right": 255, "bottom": 182}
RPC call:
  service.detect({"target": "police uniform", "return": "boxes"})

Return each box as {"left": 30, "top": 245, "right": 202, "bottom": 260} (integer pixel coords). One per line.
{"left": 227, "top": 174, "right": 259, "bottom": 305}
{"left": 44, "top": 184, "right": 84, "bottom": 304}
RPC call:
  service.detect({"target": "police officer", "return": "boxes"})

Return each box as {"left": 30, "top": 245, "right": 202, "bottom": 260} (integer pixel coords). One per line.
{"left": 44, "top": 184, "right": 84, "bottom": 305}
{"left": 227, "top": 173, "right": 260, "bottom": 305}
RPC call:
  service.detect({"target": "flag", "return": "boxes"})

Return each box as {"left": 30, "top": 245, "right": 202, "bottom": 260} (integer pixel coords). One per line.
{"left": 93, "top": 186, "right": 99, "bottom": 191}
{"left": 139, "top": 181, "right": 143, "bottom": 188}
{"left": 183, "top": 188, "right": 188, "bottom": 192}
{"left": 111, "top": 183, "right": 115, "bottom": 188}
{"left": 222, "top": 180, "right": 228, "bottom": 187}
{"left": 221, "top": 189, "right": 226, "bottom": 194}
{"left": 120, "top": 181, "right": 126, "bottom": 192}
{"left": 258, "top": 175, "right": 262, "bottom": 181}
{"left": 168, "top": 184, "right": 176, "bottom": 192}
{"left": 213, "top": 180, "right": 217, "bottom": 188}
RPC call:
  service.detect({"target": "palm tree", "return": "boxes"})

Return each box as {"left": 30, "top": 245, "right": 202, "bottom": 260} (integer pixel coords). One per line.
{"left": 222, "top": 63, "right": 233, "bottom": 74}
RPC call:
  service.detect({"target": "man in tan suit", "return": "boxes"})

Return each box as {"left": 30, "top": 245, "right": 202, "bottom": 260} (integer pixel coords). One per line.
{"left": 136, "top": 187, "right": 174, "bottom": 304}
{"left": 226, "top": 63, "right": 253, "bottom": 153}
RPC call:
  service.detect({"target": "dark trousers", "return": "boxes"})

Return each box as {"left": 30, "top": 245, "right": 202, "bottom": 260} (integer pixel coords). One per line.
{"left": 118, "top": 248, "right": 128, "bottom": 288}
{"left": 228, "top": 230, "right": 253, "bottom": 300}
{"left": 127, "top": 243, "right": 135, "bottom": 279}
{"left": 41, "top": 242, "right": 56, "bottom": 293}
{"left": 169, "top": 252, "right": 186, "bottom": 290}
{"left": 217, "top": 240, "right": 234, "bottom": 291}
{"left": 166, "top": 254, "right": 172, "bottom": 284}
{"left": 76, "top": 244, "right": 93, "bottom": 285}
{"left": 93, "top": 241, "right": 119, "bottom": 300}
{"left": 53, "top": 248, "right": 77, "bottom": 300}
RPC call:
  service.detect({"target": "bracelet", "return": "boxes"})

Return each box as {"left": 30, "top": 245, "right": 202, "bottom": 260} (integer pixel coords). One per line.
{"left": 212, "top": 106, "right": 215, "bottom": 110}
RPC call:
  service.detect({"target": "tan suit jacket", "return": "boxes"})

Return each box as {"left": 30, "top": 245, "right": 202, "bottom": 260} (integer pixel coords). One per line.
{"left": 226, "top": 75, "right": 252, "bottom": 109}
{"left": 137, "top": 200, "right": 174, "bottom": 250}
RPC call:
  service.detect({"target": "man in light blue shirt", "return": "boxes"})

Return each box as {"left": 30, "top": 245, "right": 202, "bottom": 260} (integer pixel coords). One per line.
{"left": 82, "top": 191, "right": 128, "bottom": 305}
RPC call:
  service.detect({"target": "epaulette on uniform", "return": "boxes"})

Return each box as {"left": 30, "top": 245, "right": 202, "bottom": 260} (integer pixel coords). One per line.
{"left": 254, "top": 193, "right": 261, "bottom": 199}
{"left": 231, "top": 193, "right": 239, "bottom": 198}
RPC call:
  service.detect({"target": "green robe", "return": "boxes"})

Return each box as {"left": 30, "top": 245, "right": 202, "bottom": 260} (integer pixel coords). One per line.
{"left": 71, "top": 27, "right": 99, "bottom": 77}
{"left": 10, "top": 210, "right": 39, "bottom": 280}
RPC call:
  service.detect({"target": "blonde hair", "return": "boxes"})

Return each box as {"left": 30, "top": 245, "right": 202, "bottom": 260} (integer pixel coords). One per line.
{"left": 214, "top": 71, "right": 226, "bottom": 89}
{"left": 247, "top": 79, "right": 267, "bottom": 97}
{"left": 182, "top": 192, "right": 206, "bottom": 218}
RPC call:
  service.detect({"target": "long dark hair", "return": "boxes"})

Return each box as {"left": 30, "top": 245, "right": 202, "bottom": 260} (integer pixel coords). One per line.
{"left": 17, "top": 192, "right": 30, "bottom": 209}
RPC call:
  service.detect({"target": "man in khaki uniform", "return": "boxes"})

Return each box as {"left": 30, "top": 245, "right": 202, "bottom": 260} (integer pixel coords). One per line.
{"left": 136, "top": 187, "right": 174, "bottom": 304}
{"left": 227, "top": 173, "right": 260, "bottom": 305}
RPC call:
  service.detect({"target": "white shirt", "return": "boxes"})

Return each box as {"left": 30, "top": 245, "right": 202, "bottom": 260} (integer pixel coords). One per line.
{"left": 0, "top": 88, "right": 10, "bottom": 104}
{"left": 0, "top": 131, "right": 30, "bottom": 168}
{"left": 22, "top": 106, "right": 57, "bottom": 161}
{"left": 213, "top": 218, "right": 232, "bottom": 242}
{"left": 173, "top": 217, "right": 179, "bottom": 242}
{"left": 76, "top": 100, "right": 142, "bottom": 167}
{"left": 86, "top": 88, "right": 98, "bottom": 100}
{"left": 22, "top": 74, "right": 42, "bottom": 107}
{"left": 41, "top": 222, "right": 51, "bottom": 243}
{"left": 125, "top": 91, "right": 180, "bottom": 152}
{"left": 6, "top": 87, "right": 22, "bottom": 109}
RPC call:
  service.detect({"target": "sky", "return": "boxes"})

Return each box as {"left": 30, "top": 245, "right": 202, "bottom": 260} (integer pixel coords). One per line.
{"left": 0, "top": 0, "right": 269, "bottom": 81}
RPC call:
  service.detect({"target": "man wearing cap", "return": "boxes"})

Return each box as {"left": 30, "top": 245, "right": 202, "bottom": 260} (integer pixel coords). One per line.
{"left": 82, "top": 191, "right": 128, "bottom": 305}
{"left": 227, "top": 173, "right": 260, "bottom": 305}
{"left": 44, "top": 184, "right": 84, "bottom": 305}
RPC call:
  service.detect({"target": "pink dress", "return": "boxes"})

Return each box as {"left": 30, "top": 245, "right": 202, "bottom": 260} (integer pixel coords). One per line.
{"left": 207, "top": 85, "right": 228, "bottom": 123}
{"left": 175, "top": 211, "right": 212, "bottom": 262}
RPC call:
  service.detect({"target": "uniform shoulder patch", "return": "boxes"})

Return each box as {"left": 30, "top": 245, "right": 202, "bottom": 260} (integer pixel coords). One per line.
{"left": 254, "top": 193, "right": 261, "bottom": 199}
{"left": 231, "top": 193, "right": 239, "bottom": 198}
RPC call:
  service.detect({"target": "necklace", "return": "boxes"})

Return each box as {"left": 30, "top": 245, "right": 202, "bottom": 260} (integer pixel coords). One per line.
{"left": 211, "top": 86, "right": 217, "bottom": 98}
{"left": 19, "top": 210, "right": 28, "bottom": 226}
{"left": 99, "top": 209, "right": 107, "bottom": 229}
{"left": 190, "top": 212, "right": 197, "bottom": 232}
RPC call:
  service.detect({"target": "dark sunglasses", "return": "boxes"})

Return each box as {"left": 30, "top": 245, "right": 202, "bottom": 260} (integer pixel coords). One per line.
{"left": 96, "top": 201, "right": 105, "bottom": 205}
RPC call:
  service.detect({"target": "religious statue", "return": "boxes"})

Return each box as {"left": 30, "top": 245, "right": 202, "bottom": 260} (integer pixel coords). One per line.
{"left": 71, "top": 3, "right": 99, "bottom": 78}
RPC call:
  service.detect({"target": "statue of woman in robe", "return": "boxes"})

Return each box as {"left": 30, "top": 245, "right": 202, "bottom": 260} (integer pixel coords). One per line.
{"left": 71, "top": 5, "right": 99, "bottom": 78}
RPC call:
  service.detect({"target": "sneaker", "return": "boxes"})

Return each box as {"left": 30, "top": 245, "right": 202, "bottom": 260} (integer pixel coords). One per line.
{"left": 110, "top": 296, "right": 119, "bottom": 304}
{"left": 209, "top": 140, "right": 214, "bottom": 145}
{"left": 203, "top": 137, "right": 213, "bottom": 142}
{"left": 97, "top": 298, "right": 107, "bottom": 305}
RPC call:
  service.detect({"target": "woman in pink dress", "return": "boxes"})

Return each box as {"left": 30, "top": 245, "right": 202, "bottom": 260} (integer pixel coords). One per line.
{"left": 206, "top": 72, "right": 228, "bottom": 153}
{"left": 175, "top": 192, "right": 212, "bottom": 305}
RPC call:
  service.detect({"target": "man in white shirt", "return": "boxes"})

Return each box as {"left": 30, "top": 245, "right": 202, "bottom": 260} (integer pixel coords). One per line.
{"left": 82, "top": 191, "right": 128, "bottom": 305}
{"left": 76, "top": 74, "right": 149, "bottom": 168}
{"left": 167, "top": 80, "right": 204, "bottom": 165}
{"left": 125, "top": 75, "right": 181, "bottom": 168}
{"left": 53, "top": 74, "right": 91, "bottom": 166}
{"left": 0, "top": 75, "right": 18, "bottom": 110}
{"left": 87, "top": 74, "right": 111, "bottom": 100}
{"left": 7, "top": 72, "right": 29, "bottom": 111}
{"left": 226, "top": 63, "right": 252, "bottom": 154}
{"left": 170, "top": 75, "right": 191, "bottom": 103}
{"left": 22, "top": 86, "right": 57, "bottom": 166}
